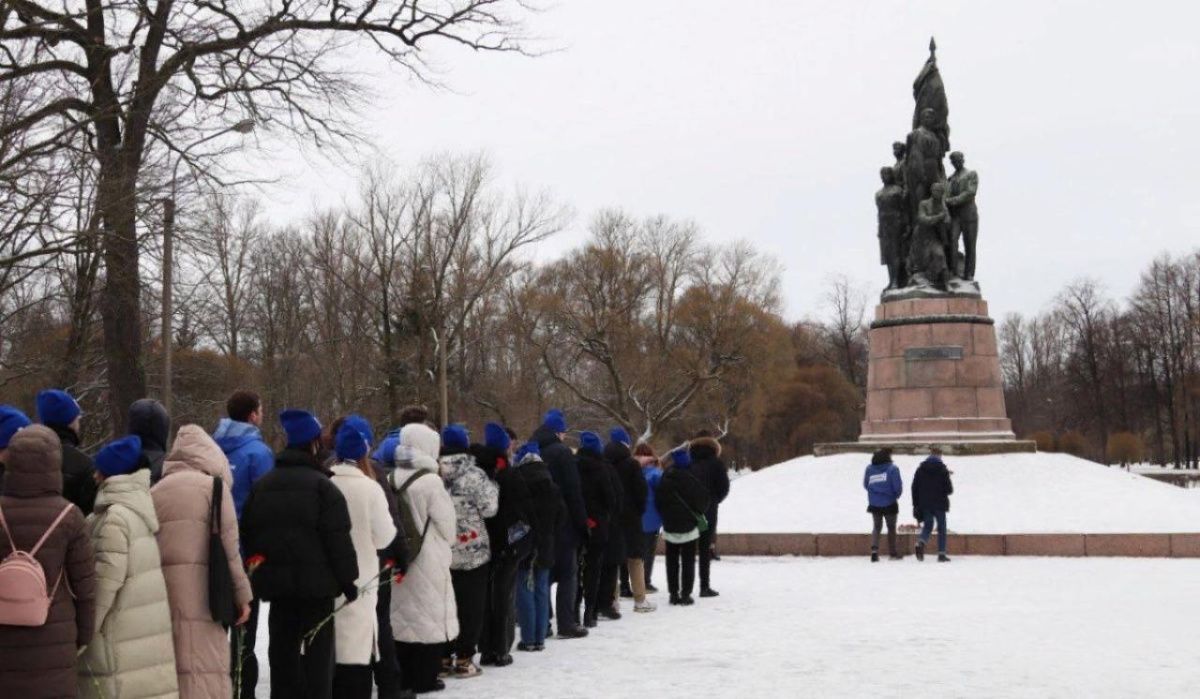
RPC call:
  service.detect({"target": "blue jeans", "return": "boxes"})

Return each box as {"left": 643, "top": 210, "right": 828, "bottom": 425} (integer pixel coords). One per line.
{"left": 516, "top": 567, "right": 550, "bottom": 645}
{"left": 919, "top": 510, "right": 948, "bottom": 553}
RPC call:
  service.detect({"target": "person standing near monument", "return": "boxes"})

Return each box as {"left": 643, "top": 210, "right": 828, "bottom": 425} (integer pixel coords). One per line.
{"left": 912, "top": 446, "right": 954, "bottom": 563}
{"left": 911, "top": 182, "right": 953, "bottom": 290}
{"left": 946, "top": 151, "right": 979, "bottom": 281}
{"left": 863, "top": 449, "right": 903, "bottom": 562}
{"left": 876, "top": 166, "right": 908, "bottom": 289}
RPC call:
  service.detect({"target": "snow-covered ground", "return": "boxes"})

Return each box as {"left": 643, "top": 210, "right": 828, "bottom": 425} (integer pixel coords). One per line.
{"left": 722, "top": 452, "right": 1200, "bottom": 533}
{"left": 255, "top": 557, "right": 1200, "bottom": 698}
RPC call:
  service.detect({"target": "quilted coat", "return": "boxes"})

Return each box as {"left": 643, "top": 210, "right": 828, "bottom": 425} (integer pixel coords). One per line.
{"left": 0, "top": 425, "right": 98, "bottom": 699}
{"left": 330, "top": 462, "right": 396, "bottom": 665}
{"left": 78, "top": 469, "right": 179, "bottom": 699}
{"left": 439, "top": 452, "right": 498, "bottom": 571}
{"left": 151, "top": 425, "right": 253, "bottom": 698}
{"left": 389, "top": 424, "right": 458, "bottom": 644}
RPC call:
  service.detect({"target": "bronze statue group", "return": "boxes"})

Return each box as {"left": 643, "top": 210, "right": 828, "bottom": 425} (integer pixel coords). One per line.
{"left": 0, "top": 389, "right": 731, "bottom": 699}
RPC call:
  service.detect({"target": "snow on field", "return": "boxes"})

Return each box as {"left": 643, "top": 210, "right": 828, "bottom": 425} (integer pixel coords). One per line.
{"left": 256, "top": 557, "right": 1200, "bottom": 698}
{"left": 722, "top": 452, "right": 1200, "bottom": 533}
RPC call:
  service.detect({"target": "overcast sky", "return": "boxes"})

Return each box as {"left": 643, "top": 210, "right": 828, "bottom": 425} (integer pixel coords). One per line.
{"left": 240, "top": 1, "right": 1200, "bottom": 323}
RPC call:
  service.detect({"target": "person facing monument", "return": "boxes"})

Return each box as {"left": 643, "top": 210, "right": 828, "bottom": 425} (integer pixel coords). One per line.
{"left": 875, "top": 166, "right": 907, "bottom": 290}
{"left": 946, "top": 151, "right": 979, "bottom": 281}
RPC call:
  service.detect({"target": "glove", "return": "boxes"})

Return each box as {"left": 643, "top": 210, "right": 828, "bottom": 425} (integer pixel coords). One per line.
{"left": 342, "top": 585, "right": 359, "bottom": 603}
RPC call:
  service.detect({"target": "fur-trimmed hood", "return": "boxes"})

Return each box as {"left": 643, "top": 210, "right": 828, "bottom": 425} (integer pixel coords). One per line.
{"left": 689, "top": 436, "right": 722, "bottom": 459}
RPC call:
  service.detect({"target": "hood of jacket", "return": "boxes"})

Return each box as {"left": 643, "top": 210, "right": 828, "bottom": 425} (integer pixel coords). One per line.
{"left": 865, "top": 461, "right": 895, "bottom": 478}
{"left": 689, "top": 436, "right": 722, "bottom": 460}
{"left": 47, "top": 422, "right": 80, "bottom": 448}
{"left": 439, "top": 452, "right": 477, "bottom": 482}
{"left": 399, "top": 423, "right": 441, "bottom": 473}
{"left": 128, "top": 398, "right": 169, "bottom": 452}
{"left": 604, "top": 441, "right": 632, "bottom": 465}
{"left": 1, "top": 424, "right": 63, "bottom": 498}
{"left": 162, "top": 424, "right": 232, "bottom": 485}
{"left": 95, "top": 469, "right": 160, "bottom": 533}
{"left": 919, "top": 456, "right": 948, "bottom": 474}
{"left": 212, "top": 417, "right": 264, "bottom": 454}
{"left": 531, "top": 424, "right": 562, "bottom": 450}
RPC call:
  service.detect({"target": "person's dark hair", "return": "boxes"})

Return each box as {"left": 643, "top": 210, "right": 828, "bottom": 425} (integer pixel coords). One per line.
{"left": 505, "top": 426, "right": 518, "bottom": 442}
{"left": 398, "top": 404, "right": 430, "bottom": 427}
{"left": 871, "top": 449, "right": 892, "bottom": 465}
{"left": 226, "top": 390, "right": 262, "bottom": 423}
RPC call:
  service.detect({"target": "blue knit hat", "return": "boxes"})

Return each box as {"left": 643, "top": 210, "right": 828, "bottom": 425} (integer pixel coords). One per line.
{"left": 609, "top": 427, "right": 632, "bottom": 447}
{"left": 36, "top": 389, "right": 81, "bottom": 426}
{"left": 335, "top": 422, "right": 369, "bottom": 461}
{"left": 515, "top": 441, "right": 541, "bottom": 463}
{"left": 579, "top": 431, "right": 603, "bottom": 455}
{"left": 95, "top": 435, "right": 143, "bottom": 477}
{"left": 670, "top": 447, "right": 692, "bottom": 469}
{"left": 543, "top": 409, "right": 567, "bottom": 434}
{"left": 0, "top": 405, "right": 31, "bottom": 449}
{"left": 442, "top": 424, "right": 470, "bottom": 450}
{"left": 372, "top": 435, "right": 400, "bottom": 467}
{"left": 484, "top": 423, "right": 511, "bottom": 451}
{"left": 279, "top": 409, "right": 322, "bottom": 447}
{"left": 344, "top": 414, "right": 374, "bottom": 447}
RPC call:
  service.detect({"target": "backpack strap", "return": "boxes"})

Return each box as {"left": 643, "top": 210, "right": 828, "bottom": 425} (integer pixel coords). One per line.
{"left": 210, "top": 476, "right": 223, "bottom": 535}
{"left": 0, "top": 504, "right": 17, "bottom": 554}
{"left": 28, "top": 503, "right": 75, "bottom": 558}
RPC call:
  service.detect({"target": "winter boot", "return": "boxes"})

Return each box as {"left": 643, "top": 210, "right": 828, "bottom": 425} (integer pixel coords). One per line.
{"left": 678, "top": 595, "right": 695, "bottom": 606}
{"left": 492, "top": 654, "right": 513, "bottom": 667}
{"left": 599, "top": 606, "right": 622, "bottom": 621}
{"left": 634, "top": 599, "right": 658, "bottom": 613}
{"left": 583, "top": 615, "right": 598, "bottom": 629}
{"left": 700, "top": 587, "right": 719, "bottom": 598}
{"left": 938, "top": 554, "right": 951, "bottom": 563}
{"left": 870, "top": 550, "right": 880, "bottom": 563}
{"left": 558, "top": 625, "right": 589, "bottom": 639}
{"left": 479, "top": 654, "right": 497, "bottom": 666}
{"left": 669, "top": 593, "right": 682, "bottom": 606}
{"left": 453, "top": 658, "right": 482, "bottom": 679}
{"left": 517, "top": 642, "right": 538, "bottom": 652}
{"left": 439, "top": 657, "right": 454, "bottom": 679}
{"left": 620, "top": 583, "right": 634, "bottom": 598}
{"left": 915, "top": 541, "right": 925, "bottom": 562}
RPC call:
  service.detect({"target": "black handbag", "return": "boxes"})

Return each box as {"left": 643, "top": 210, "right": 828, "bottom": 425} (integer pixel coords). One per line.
{"left": 207, "top": 476, "right": 237, "bottom": 627}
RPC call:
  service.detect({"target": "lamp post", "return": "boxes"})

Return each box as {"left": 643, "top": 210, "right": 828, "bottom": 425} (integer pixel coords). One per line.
{"left": 161, "top": 118, "right": 255, "bottom": 421}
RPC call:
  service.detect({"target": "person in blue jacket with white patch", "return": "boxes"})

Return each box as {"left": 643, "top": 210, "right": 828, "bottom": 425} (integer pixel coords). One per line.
{"left": 211, "top": 389, "right": 274, "bottom": 698}
{"left": 863, "top": 448, "right": 903, "bottom": 562}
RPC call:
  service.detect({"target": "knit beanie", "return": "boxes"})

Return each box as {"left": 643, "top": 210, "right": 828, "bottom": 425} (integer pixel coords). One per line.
{"left": 95, "top": 435, "right": 143, "bottom": 477}
{"left": 515, "top": 441, "right": 541, "bottom": 464}
{"left": 442, "top": 424, "right": 470, "bottom": 451}
{"left": 372, "top": 435, "right": 400, "bottom": 467}
{"left": 279, "top": 409, "right": 322, "bottom": 447}
{"left": 36, "top": 389, "right": 81, "bottom": 426}
{"left": 542, "top": 409, "right": 567, "bottom": 434}
{"left": 0, "top": 405, "right": 31, "bottom": 449}
{"left": 335, "top": 422, "right": 369, "bottom": 461}
{"left": 484, "top": 422, "right": 511, "bottom": 452}
{"left": 609, "top": 427, "right": 633, "bottom": 447}
{"left": 670, "top": 447, "right": 692, "bottom": 469}
{"left": 344, "top": 414, "right": 374, "bottom": 447}
{"left": 579, "top": 431, "right": 603, "bottom": 455}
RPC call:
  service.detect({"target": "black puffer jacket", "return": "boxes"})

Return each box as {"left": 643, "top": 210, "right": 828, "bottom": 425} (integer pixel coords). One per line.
{"left": 240, "top": 447, "right": 359, "bottom": 600}
{"left": 912, "top": 457, "right": 954, "bottom": 514}
{"left": 605, "top": 441, "right": 648, "bottom": 552}
{"left": 689, "top": 437, "right": 729, "bottom": 521}
{"left": 128, "top": 398, "right": 169, "bottom": 484}
{"left": 577, "top": 449, "right": 619, "bottom": 542}
{"left": 656, "top": 466, "right": 710, "bottom": 536}
{"left": 472, "top": 444, "right": 536, "bottom": 561}
{"left": 532, "top": 425, "right": 587, "bottom": 544}
{"left": 513, "top": 454, "right": 564, "bottom": 570}
{"left": 47, "top": 423, "right": 97, "bottom": 515}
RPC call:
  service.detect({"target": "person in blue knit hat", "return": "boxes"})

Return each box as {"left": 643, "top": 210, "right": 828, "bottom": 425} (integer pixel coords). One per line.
{"left": 576, "top": 430, "right": 620, "bottom": 626}
{"left": 0, "top": 405, "right": 32, "bottom": 491}
{"left": 470, "top": 422, "right": 523, "bottom": 667}
{"left": 240, "top": 410, "right": 358, "bottom": 699}
{"left": 530, "top": 409, "right": 588, "bottom": 639}
{"left": 654, "top": 447, "right": 710, "bottom": 606}
{"left": 607, "top": 428, "right": 652, "bottom": 612}
{"left": 511, "top": 440, "right": 564, "bottom": 653}
{"left": 35, "top": 389, "right": 97, "bottom": 514}
{"left": 82, "top": 433, "right": 180, "bottom": 698}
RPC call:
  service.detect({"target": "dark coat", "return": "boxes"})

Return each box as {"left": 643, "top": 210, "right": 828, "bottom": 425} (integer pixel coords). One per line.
{"left": 604, "top": 442, "right": 647, "bottom": 555}
{"left": 689, "top": 437, "right": 730, "bottom": 521}
{"left": 577, "top": 449, "right": 619, "bottom": 543}
{"left": 911, "top": 457, "right": 954, "bottom": 514}
{"left": 532, "top": 425, "right": 588, "bottom": 544}
{"left": 371, "top": 461, "right": 410, "bottom": 576}
{"left": 513, "top": 455, "right": 564, "bottom": 570}
{"left": 655, "top": 466, "right": 710, "bottom": 536}
{"left": 128, "top": 398, "right": 169, "bottom": 484}
{"left": 471, "top": 444, "right": 536, "bottom": 562}
{"left": 240, "top": 447, "right": 359, "bottom": 600}
{"left": 0, "top": 425, "right": 98, "bottom": 699}
{"left": 47, "top": 423, "right": 97, "bottom": 515}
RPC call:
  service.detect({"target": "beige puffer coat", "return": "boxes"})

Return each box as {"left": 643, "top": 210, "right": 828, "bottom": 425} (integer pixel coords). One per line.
{"left": 152, "top": 425, "right": 253, "bottom": 698}
{"left": 78, "top": 469, "right": 179, "bottom": 699}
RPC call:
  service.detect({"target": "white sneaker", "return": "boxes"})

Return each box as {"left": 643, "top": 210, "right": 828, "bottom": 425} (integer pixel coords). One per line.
{"left": 634, "top": 600, "right": 657, "bottom": 613}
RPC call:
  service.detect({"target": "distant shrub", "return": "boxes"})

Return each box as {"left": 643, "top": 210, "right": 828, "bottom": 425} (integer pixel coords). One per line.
{"left": 1057, "top": 431, "right": 1088, "bottom": 457}
{"left": 1028, "top": 431, "right": 1056, "bottom": 452}
{"left": 1106, "top": 432, "right": 1144, "bottom": 468}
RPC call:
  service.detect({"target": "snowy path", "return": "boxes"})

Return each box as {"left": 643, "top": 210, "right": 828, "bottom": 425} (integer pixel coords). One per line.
{"left": 257, "top": 557, "right": 1200, "bottom": 697}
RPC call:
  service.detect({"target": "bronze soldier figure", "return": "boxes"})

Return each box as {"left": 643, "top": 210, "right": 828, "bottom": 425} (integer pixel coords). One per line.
{"left": 946, "top": 151, "right": 979, "bottom": 280}
{"left": 912, "top": 182, "right": 952, "bottom": 291}
{"left": 876, "top": 166, "right": 907, "bottom": 289}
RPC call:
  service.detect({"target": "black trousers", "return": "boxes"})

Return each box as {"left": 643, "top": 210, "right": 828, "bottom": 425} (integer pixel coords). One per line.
{"left": 642, "top": 532, "right": 659, "bottom": 587}
{"left": 599, "top": 562, "right": 620, "bottom": 610}
{"left": 551, "top": 537, "right": 579, "bottom": 633}
{"left": 872, "top": 511, "right": 899, "bottom": 556}
{"left": 698, "top": 528, "right": 715, "bottom": 590}
{"left": 480, "top": 554, "right": 520, "bottom": 658}
{"left": 665, "top": 539, "right": 697, "bottom": 598}
{"left": 372, "top": 574, "right": 404, "bottom": 698}
{"left": 579, "top": 535, "right": 606, "bottom": 622}
{"left": 268, "top": 598, "right": 335, "bottom": 699}
{"left": 395, "top": 641, "right": 444, "bottom": 694}
{"left": 231, "top": 597, "right": 260, "bottom": 698}
{"left": 333, "top": 664, "right": 374, "bottom": 699}
{"left": 450, "top": 566, "right": 489, "bottom": 659}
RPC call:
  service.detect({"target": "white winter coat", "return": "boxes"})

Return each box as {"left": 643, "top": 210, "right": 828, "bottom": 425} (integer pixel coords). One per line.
{"left": 330, "top": 463, "right": 397, "bottom": 665}
{"left": 388, "top": 424, "right": 459, "bottom": 644}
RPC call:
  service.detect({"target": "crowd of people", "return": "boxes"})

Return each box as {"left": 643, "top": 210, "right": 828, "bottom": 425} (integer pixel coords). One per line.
{"left": 0, "top": 389, "right": 731, "bottom": 698}
{"left": 862, "top": 446, "right": 955, "bottom": 562}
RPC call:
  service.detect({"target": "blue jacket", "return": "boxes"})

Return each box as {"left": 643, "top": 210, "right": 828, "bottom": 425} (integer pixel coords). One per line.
{"left": 863, "top": 461, "right": 903, "bottom": 508}
{"left": 642, "top": 465, "right": 663, "bottom": 533}
{"left": 213, "top": 418, "right": 275, "bottom": 520}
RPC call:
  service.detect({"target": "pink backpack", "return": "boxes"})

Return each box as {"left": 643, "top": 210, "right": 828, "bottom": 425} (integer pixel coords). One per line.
{"left": 0, "top": 503, "right": 74, "bottom": 626}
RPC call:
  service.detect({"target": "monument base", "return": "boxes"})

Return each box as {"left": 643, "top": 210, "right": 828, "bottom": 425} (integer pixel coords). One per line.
{"left": 814, "top": 440, "right": 1036, "bottom": 457}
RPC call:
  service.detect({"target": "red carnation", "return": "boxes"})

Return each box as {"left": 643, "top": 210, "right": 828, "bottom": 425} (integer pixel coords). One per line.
{"left": 246, "top": 554, "right": 266, "bottom": 574}
{"left": 459, "top": 533, "right": 469, "bottom": 543}
{"left": 469, "top": 530, "right": 478, "bottom": 540}
{"left": 587, "top": 518, "right": 597, "bottom": 529}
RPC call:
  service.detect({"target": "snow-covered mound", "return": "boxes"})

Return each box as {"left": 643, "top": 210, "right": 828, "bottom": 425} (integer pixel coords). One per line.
{"left": 722, "top": 452, "right": 1200, "bottom": 533}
